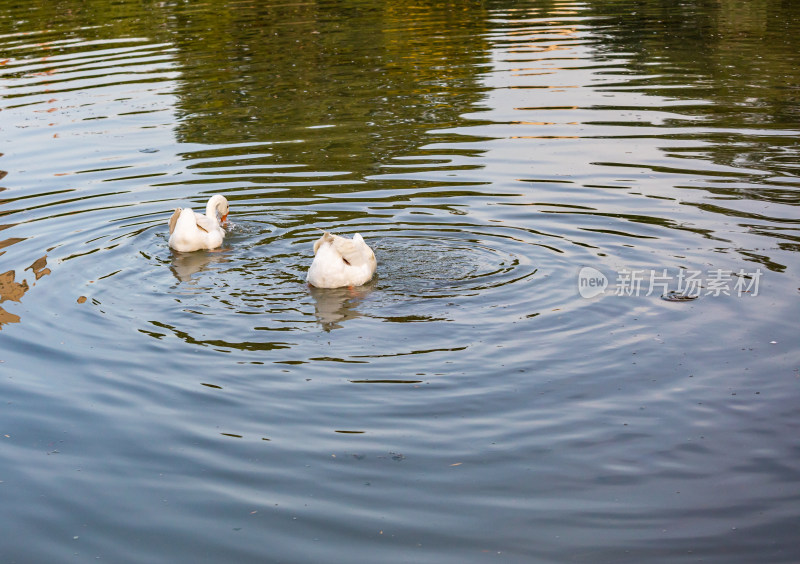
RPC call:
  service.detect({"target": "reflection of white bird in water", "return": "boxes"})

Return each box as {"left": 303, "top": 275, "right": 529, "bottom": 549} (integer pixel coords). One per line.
{"left": 169, "top": 251, "right": 228, "bottom": 283}
{"left": 309, "top": 285, "right": 371, "bottom": 331}
{"left": 307, "top": 231, "right": 377, "bottom": 288}
{"left": 168, "top": 194, "right": 229, "bottom": 252}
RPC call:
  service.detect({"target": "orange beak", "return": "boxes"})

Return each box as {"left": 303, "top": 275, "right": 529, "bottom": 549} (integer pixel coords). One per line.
{"left": 221, "top": 213, "right": 228, "bottom": 223}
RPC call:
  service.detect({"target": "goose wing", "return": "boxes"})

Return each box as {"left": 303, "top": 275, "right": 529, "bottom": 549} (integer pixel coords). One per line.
{"left": 193, "top": 212, "right": 214, "bottom": 233}
{"left": 331, "top": 234, "right": 366, "bottom": 266}
{"left": 168, "top": 208, "right": 181, "bottom": 234}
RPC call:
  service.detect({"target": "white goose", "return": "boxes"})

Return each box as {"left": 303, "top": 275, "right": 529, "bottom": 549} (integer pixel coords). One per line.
{"left": 168, "top": 195, "right": 229, "bottom": 252}
{"left": 307, "top": 231, "right": 377, "bottom": 288}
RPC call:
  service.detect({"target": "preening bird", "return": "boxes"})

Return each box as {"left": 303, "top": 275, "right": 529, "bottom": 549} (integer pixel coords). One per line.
{"left": 168, "top": 194, "right": 229, "bottom": 252}
{"left": 306, "top": 231, "right": 377, "bottom": 288}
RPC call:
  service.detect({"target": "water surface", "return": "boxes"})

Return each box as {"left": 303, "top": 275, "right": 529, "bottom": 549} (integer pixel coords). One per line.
{"left": 1, "top": 1, "right": 799, "bottom": 562}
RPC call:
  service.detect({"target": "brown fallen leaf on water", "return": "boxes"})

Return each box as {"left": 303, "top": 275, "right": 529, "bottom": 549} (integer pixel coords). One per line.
{"left": 0, "top": 307, "right": 21, "bottom": 328}
{"left": 26, "top": 256, "right": 50, "bottom": 280}
{"left": 0, "top": 271, "right": 28, "bottom": 306}
{"left": 77, "top": 296, "right": 87, "bottom": 304}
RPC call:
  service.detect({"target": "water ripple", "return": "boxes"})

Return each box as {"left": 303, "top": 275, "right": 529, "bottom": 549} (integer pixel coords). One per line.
{"left": 1, "top": 3, "right": 799, "bottom": 563}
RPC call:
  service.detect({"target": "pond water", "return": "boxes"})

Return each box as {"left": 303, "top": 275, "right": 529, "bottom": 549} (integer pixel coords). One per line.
{"left": 1, "top": 0, "right": 799, "bottom": 562}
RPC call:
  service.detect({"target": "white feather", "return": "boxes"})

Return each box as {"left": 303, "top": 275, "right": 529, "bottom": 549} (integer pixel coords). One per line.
{"left": 307, "top": 231, "right": 377, "bottom": 288}
{"left": 168, "top": 194, "right": 229, "bottom": 252}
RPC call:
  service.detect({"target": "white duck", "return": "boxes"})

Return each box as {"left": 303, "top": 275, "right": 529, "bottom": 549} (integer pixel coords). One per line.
{"left": 307, "top": 231, "right": 377, "bottom": 288}
{"left": 168, "top": 194, "right": 229, "bottom": 252}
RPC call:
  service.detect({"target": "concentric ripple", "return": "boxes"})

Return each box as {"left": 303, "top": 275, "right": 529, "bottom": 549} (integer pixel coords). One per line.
{"left": 2, "top": 3, "right": 800, "bottom": 564}
{"left": 372, "top": 229, "right": 539, "bottom": 298}
{"left": 93, "top": 214, "right": 557, "bottom": 353}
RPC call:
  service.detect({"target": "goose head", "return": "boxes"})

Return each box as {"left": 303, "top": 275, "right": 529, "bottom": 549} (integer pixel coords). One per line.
{"left": 207, "top": 194, "right": 229, "bottom": 223}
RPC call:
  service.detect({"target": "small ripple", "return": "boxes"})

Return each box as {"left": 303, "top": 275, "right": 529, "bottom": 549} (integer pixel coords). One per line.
{"left": 371, "top": 229, "right": 540, "bottom": 298}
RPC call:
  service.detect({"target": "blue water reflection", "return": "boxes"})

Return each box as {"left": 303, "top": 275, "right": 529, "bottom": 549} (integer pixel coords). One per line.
{"left": 0, "top": 1, "right": 798, "bottom": 563}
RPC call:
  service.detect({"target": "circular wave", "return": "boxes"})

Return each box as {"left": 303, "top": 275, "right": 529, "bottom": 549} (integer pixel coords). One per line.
{"left": 80, "top": 216, "right": 567, "bottom": 351}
